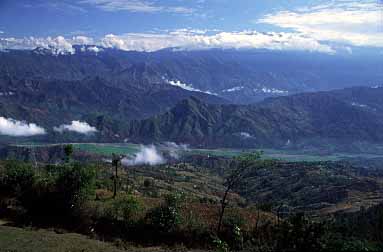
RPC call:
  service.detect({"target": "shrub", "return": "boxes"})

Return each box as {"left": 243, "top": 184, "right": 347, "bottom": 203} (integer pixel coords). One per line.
{"left": 223, "top": 211, "right": 245, "bottom": 230}
{"left": 143, "top": 178, "right": 153, "bottom": 188}
{"left": 213, "top": 237, "right": 229, "bottom": 252}
{"left": 3, "top": 161, "right": 35, "bottom": 193}
{"left": 222, "top": 211, "right": 245, "bottom": 250}
{"left": 16, "top": 163, "right": 96, "bottom": 225}
{"left": 56, "top": 163, "right": 96, "bottom": 202}
{"left": 109, "top": 195, "right": 141, "bottom": 225}
{"left": 147, "top": 192, "right": 185, "bottom": 232}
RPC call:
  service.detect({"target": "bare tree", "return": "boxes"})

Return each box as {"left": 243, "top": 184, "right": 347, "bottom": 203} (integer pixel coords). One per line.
{"left": 112, "top": 153, "right": 123, "bottom": 198}
{"left": 217, "top": 152, "right": 261, "bottom": 233}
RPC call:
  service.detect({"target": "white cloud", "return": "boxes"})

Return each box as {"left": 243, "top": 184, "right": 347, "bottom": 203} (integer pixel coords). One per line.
{"left": 71, "top": 36, "right": 94, "bottom": 45}
{"left": 80, "top": 45, "right": 103, "bottom": 53}
{"left": 159, "top": 142, "right": 189, "bottom": 159}
{"left": 87, "top": 46, "right": 102, "bottom": 53}
{"left": 78, "top": 0, "right": 193, "bottom": 14}
{"left": 53, "top": 120, "right": 97, "bottom": 135}
{"left": 222, "top": 86, "right": 245, "bottom": 93}
{"left": 0, "top": 29, "right": 335, "bottom": 54}
{"left": 259, "top": 1, "right": 383, "bottom": 47}
{"left": 0, "top": 36, "right": 76, "bottom": 54}
{"left": 122, "top": 145, "right": 165, "bottom": 166}
{"left": 254, "top": 87, "right": 289, "bottom": 94}
{"left": 165, "top": 79, "right": 217, "bottom": 95}
{"left": 238, "top": 132, "right": 254, "bottom": 139}
{"left": 100, "top": 30, "right": 335, "bottom": 53}
{"left": 0, "top": 117, "right": 46, "bottom": 137}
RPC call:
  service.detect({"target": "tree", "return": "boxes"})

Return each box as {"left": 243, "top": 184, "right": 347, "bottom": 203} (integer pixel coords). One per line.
{"left": 217, "top": 152, "right": 261, "bottom": 233}
{"left": 110, "top": 195, "right": 141, "bottom": 225}
{"left": 55, "top": 163, "right": 96, "bottom": 211}
{"left": 147, "top": 192, "right": 184, "bottom": 232}
{"left": 112, "top": 153, "right": 123, "bottom": 198}
{"left": 3, "top": 161, "right": 35, "bottom": 196}
{"left": 64, "top": 144, "right": 74, "bottom": 163}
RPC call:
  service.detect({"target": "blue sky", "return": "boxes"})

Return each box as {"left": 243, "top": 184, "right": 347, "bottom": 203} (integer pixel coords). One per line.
{"left": 0, "top": 0, "right": 382, "bottom": 53}
{"left": 0, "top": 0, "right": 316, "bottom": 36}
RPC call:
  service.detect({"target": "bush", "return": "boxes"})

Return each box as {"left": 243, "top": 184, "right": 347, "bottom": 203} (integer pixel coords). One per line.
{"left": 143, "top": 178, "right": 153, "bottom": 188}
{"left": 213, "top": 237, "right": 229, "bottom": 252}
{"left": 147, "top": 192, "right": 185, "bottom": 232}
{"left": 108, "top": 195, "right": 141, "bottom": 225}
{"left": 3, "top": 161, "right": 35, "bottom": 195}
{"left": 223, "top": 211, "right": 245, "bottom": 230}
{"left": 55, "top": 163, "right": 96, "bottom": 209}
{"left": 15, "top": 163, "right": 96, "bottom": 225}
{"left": 222, "top": 211, "right": 245, "bottom": 250}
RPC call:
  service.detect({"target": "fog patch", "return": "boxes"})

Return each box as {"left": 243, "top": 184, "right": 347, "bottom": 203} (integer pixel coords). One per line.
{"left": 53, "top": 120, "right": 97, "bottom": 135}
{"left": 234, "top": 132, "right": 256, "bottom": 139}
{"left": 160, "top": 142, "right": 189, "bottom": 159}
{"left": 0, "top": 117, "right": 46, "bottom": 136}
{"left": 122, "top": 145, "right": 165, "bottom": 166}
{"left": 165, "top": 79, "right": 218, "bottom": 96}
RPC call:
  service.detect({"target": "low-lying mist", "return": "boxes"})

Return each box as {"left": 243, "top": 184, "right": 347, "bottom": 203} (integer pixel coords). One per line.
{"left": 122, "top": 145, "right": 165, "bottom": 166}
{"left": 121, "top": 142, "right": 189, "bottom": 166}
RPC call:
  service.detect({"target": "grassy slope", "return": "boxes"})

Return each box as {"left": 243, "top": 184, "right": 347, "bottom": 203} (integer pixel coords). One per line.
{"left": 0, "top": 225, "right": 189, "bottom": 252}
{"left": 0, "top": 226, "right": 124, "bottom": 252}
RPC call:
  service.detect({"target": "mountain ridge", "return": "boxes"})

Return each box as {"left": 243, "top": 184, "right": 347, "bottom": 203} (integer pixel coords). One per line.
{"left": 1, "top": 47, "right": 382, "bottom": 104}
{"left": 125, "top": 87, "right": 383, "bottom": 150}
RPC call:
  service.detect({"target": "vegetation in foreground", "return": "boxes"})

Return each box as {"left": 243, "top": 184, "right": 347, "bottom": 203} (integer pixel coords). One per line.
{"left": 0, "top": 148, "right": 382, "bottom": 251}
{"left": 0, "top": 226, "right": 126, "bottom": 252}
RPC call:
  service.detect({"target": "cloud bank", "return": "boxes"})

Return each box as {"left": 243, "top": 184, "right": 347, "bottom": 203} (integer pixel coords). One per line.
{"left": 1, "top": 1, "right": 382, "bottom": 54}
{"left": 122, "top": 145, "right": 165, "bottom": 166}
{"left": 53, "top": 120, "right": 97, "bottom": 135}
{"left": 259, "top": 1, "right": 383, "bottom": 48}
{"left": 0, "top": 117, "right": 46, "bottom": 137}
{"left": 99, "top": 30, "right": 334, "bottom": 53}
{"left": 0, "top": 29, "right": 335, "bottom": 54}
{"left": 0, "top": 36, "right": 76, "bottom": 55}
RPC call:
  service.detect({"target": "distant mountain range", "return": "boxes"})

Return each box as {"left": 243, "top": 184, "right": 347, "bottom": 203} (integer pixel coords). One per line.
{"left": 1, "top": 46, "right": 382, "bottom": 104}
{"left": 1, "top": 47, "right": 383, "bottom": 150}
{"left": 126, "top": 87, "right": 383, "bottom": 151}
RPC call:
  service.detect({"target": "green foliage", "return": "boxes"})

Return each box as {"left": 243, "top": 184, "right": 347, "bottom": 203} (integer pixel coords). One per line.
{"left": 235, "top": 151, "right": 262, "bottom": 165}
{"left": 8, "top": 162, "right": 97, "bottom": 224}
{"left": 223, "top": 212, "right": 245, "bottom": 229}
{"left": 143, "top": 178, "right": 153, "bottom": 188}
{"left": 213, "top": 237, "right": 229, "bottom": 252}
{"left": 221, "top": 211, "right": 245, "bottom": 250}
{"left": 147, "top": 204, "right": 180, "bottom": 232}
{"left": 256, "top": 202, "right": 273, "bottom": 212}
{"left": 3, "top": 161, "right": 35, "bottom": 195}
{"left": 273, "top": 213, "right": 324, "bottom": 252}
{"left": 55, "top": 163, "right": 96, "bottom": 207}
{"left": 147, "top": 192, "right": 185, "bottom": 232}
{"left": 164, "top": 192, "right": 185, "bottom": 208}
{"left": 108, "top": 195, "right": 141, "bottom": 224}
{"left": 322, "top": 237, "right": 381, "bottom": 252}
{"left": 64, "top": 144, "right": 74, "bottom": 163}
